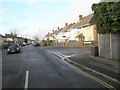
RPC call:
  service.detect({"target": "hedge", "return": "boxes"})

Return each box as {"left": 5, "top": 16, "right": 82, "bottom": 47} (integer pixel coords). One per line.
{"left": 92, "top": 2, "right": 120, "bottom": 34}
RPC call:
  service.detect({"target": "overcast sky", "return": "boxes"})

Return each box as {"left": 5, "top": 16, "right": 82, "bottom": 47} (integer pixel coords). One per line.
{"left": 0, "top": 0, "right": 100, "bottom": 40}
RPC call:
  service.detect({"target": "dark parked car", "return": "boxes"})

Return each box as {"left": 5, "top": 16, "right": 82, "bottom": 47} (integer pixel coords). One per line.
{"left": 7, "top": 43, "right": 21, "bottom": 54}
{"left": 21, "top": 42, "right": 26, "bottom": 46}
{"left": 33, "top": 43, "right": 39, "bottom": 46}
{"left": 67, "top": 40, "right": 77, "bottom": 42}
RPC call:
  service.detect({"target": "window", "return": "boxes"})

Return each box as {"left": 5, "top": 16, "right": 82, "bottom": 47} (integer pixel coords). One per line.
{"left": 62, "top": 36, "right": 66, "bottom": 37}
{"left": 74, "top": 29, "right": 80, "bottom": 34}
{"left": 88, "top": 37, "right": 92, "bottom": 40}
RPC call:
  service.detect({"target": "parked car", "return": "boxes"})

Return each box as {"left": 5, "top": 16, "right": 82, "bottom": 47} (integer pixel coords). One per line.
{"left": 67, "top": 40, "right": 77, "bottom": 42}
{"left": 21, "top": 42, "right": 26, "bottom": 46}
{"left": 33, "top": 43, "right": 39, "bottom": 46}
{"left": 7, "top": 43, "right": 21, "bottom": 54}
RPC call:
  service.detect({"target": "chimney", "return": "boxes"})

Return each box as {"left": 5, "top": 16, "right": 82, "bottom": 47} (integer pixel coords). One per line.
{"left": 65, "top": 23, "right": 68, "bottom": 27}
{"left": 52, "top": 30, "right": 54, "bottom": 32}
{"left": 79, "top": 15, "right": 82, "bottom": 21}
{"left": 57, "top": 27, "right": 59, "bottom": 30}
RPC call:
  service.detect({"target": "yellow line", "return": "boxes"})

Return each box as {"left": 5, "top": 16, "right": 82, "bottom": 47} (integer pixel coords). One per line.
{"left": 66, "top": 59, "right": 117, "bottom": 90}
{"left": 86, "top": 72, "right": 117, "bottom": 90}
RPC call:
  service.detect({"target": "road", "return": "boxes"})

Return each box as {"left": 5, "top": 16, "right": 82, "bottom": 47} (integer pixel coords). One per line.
{"left": 2, "top": 45, "right": 107, "bottom": 89}
{"left": 44, "top": 47, "right": 119, "bottom": 80}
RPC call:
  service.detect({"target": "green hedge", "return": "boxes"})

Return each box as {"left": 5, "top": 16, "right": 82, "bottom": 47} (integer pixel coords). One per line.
{"left": 92, "top": 2, "right": 120, "bottom": 34}
{"left": 41, "top": 40, "right": 53, "bottom": 46}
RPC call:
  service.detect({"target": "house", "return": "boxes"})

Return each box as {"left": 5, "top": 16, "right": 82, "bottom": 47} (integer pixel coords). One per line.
{"left": 55, "top": 23, "right": 74, "bottom": 42}
{"left": 46, "top": 27, "right": 63, "bottom": 42}
{"left": 68, "top": 13, "right": 98, "bottom": 42}
{"left": 51, "top": 29, "right": 58, "bottom": 42}
{"left": 0, "top": 34, "right": 4, "bottom": 50}
{"left": 43, "top": 32, "right": 54, "bottom": 41}
{"left": 75, "top": 33, "right": 85, "bottom": 41}
{"left": 77, "top": 13, "right": 98, "bottom": 41}
{"left": 43, "top": 13, "right": 98, "bottom": 45}
{"left": 65, "top": 15, "right": 83, "bottom": 42}
{"left": 43, "top": 33, "right": 49, "bottom": 41}
{"left": 54, "top": 28, "right": 64, "bottom": 42}
{"left": 0, "top": 34, "right": 3, "bottom": 43}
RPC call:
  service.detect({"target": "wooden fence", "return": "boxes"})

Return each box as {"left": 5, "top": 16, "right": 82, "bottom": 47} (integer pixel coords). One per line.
{"left": 99, "top": 33, "right": 120, "bottom": 60}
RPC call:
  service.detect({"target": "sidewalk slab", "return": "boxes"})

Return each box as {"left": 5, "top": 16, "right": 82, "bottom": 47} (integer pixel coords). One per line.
{"left": 69, "top": 53, "right": 119, "bottom": 80}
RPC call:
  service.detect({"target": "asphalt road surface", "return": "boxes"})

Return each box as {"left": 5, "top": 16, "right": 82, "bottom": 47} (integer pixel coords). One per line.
{"left": 2, "top": 45, "right": 107, "bottom": 89}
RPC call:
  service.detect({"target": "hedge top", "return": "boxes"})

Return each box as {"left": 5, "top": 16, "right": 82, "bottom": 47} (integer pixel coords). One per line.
{"left": 92, "top": 2, "right": 120, "bottom": 34}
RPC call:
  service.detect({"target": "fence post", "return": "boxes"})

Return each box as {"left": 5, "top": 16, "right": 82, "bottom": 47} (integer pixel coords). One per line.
{"left": 110, "top": 33, "right": 112, "bottom": 59}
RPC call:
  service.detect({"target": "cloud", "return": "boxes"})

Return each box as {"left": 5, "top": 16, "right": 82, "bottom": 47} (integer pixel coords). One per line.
{"left": 18, "top": 15, "right": 28, "bottom": 19}
{"left": 26, "top": 0, "right": 39, "bottom": 3}
{"left": 64, "top": 0, "right": 100, "bottom": 21}
{"left": 26, "top": 0, "right": 43, "bottom": 8}
{"left": 0, "top": 21, "right": 14, "bottom": 25}
{"left": 0, "top": 0, "right": 100, "bottom": 3}
{"left": 0, "top": 8, "right": 8, "bottom": 15}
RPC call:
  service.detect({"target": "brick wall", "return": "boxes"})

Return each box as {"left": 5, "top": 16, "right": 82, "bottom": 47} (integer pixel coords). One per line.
{"left": 50, "top": 41, "right": 98, "bottom": 48}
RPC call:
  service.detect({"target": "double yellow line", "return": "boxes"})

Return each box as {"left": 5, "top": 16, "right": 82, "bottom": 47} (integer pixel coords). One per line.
{"left": 85, "top": 71, "right": 117, "bottom": 90}
{"left": 65, "top": 59, "right": 117, "bottom": 90}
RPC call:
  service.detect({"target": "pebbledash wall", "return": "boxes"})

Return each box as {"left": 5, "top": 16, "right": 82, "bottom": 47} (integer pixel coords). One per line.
{"left": 99, "top": 33, "right": 120, "bottom": 60}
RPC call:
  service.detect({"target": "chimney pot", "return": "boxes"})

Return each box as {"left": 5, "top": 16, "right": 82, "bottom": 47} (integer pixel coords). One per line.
{"left": 79, "top": 15, "right": 82, "bottom": 21}
{"left": 57, "top": 27, "right": 59, "bottom": 30}
{"left": 65, "top": 23, "right": 68, "bottom": 27}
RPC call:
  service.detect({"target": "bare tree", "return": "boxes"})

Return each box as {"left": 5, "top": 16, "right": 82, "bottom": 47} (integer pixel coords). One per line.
{"left": 9, "top": 27, "right": 19, "bottom": 37}
{"left": 33, "top": 30, "right": 41, "bottom": 42}
{"left": 33, "top": 33, "right": 40, "bottom": 42}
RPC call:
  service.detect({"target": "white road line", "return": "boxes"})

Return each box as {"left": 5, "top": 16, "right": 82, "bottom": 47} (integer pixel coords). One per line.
{"left": 24, "top": 71, "right": 29, "bottom": 90}
{"left": 67, "top": 54, "right": 79, "bottom": 58}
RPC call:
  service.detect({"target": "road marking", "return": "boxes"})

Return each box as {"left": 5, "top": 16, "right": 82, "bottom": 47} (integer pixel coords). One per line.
{"left": 24, "top": 71, "right": 29, "bottom": 90}
{"left": 84, "top": 71, "right": 117, "bottom": 90}
{"left": 52, "top": 52, "right": 118, "bottom": 90}
{"left": 66, "top": 59, "right": 118, "bottom": 90}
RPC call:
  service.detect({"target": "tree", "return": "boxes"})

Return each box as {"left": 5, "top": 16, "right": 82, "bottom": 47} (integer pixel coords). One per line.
{"left": 33, "top": 33, "right": 40, "bottom": 42}
{"left": 9, "top": 27, "right": 19, "bottom": 37}
{"left": 92, "top": 2, "right": 120, "bottom": 34}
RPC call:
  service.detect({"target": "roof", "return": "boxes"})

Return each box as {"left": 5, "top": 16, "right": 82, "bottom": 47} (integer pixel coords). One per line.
{"left": 51, "top": 30, "right": 58, "bottom": 36}
{"left": 57, "top": 23, "right": 74, "bottom": 33}
{"left": 44, "top": 13, "right": 94, "bottom": 38}
{"left": 45, "top": 30, "right": 58, "bottom": 38}
{"left": 69, "top": 13, "right": 94, "bottom": 29}
{"left": 75, "top": 33, "right": 85, "bottom": 38}
{"left": 53, "top": 28, "right": 64, "bottom": 35}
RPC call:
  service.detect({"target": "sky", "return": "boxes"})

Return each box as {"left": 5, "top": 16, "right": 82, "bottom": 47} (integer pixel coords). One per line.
{"left": 0, "top": 0, "right": 100, "bottom": 40}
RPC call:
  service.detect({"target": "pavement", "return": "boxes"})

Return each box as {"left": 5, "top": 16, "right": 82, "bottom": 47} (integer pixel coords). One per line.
{"left": 2, "top": 49, "right": 7, "bottom": 57}
{"left": 43, "top": 46, "right": 120, "bottom": 86}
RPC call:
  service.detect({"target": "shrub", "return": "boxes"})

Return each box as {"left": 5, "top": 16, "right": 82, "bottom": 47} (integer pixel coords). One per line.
{"left": 92, "top": 2, "right": 120, "bottom": 34}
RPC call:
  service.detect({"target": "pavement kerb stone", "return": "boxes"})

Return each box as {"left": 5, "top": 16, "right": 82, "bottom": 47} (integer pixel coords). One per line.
{"left": 52, "top": 51, "right": 120, "bottom": 85}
